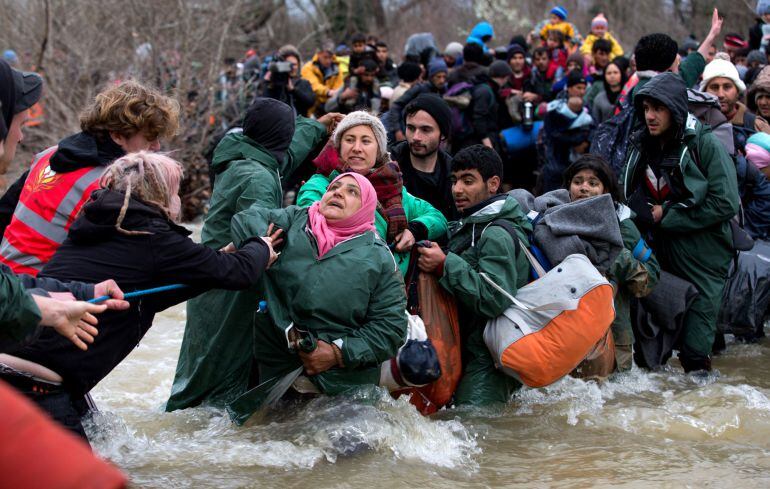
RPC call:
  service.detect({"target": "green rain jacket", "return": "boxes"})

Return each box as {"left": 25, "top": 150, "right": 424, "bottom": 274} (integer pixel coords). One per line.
{"left": 226, "top": 205, "right": 406, "bottom": 424}
{"left": 606, "top": 207, "right": 660, "bottom": 370}
{"left": 439, "top": 195, "right": 532, "bottom": 405}
{"left": 166, "top": 117, "right": 327, "bottom": 412}
{"left": 0, "top": 271, "right": 42, "bottom": 352}
{"left": 620, "top": 72, "right": 739, "bottom": 359}
{"left": 296, "top": 171, "right": 448, "bottom": 275}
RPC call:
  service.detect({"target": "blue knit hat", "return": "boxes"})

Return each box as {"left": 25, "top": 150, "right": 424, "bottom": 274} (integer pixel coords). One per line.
{"left": 428, "top": 58, "right": 448, "bottom": 77}
{"left": 550, "top": 6, "right": 568, "bottom": 20}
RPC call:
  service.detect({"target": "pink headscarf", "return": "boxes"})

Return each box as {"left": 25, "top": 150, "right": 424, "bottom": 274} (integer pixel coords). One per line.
{"left": 307, "top": 172, "right": 377, "bottom": 257}
{"left": 746, "top": 143, "right": 770, "bottom": 170}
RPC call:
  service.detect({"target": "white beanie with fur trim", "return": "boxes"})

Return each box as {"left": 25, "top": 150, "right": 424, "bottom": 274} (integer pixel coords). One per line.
{"left": 332, "top": 111, "right": 390, "bottom": 166}
{"left": 700, "top": 58, "right": 747, "bottom": 92}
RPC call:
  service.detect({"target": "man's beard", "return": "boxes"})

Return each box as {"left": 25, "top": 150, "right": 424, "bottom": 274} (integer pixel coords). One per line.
{"left": 409, "top": 141, "right": 439, "bottom": 158}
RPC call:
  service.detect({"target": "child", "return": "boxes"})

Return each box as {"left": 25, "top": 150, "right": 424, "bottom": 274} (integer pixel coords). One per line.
{"left": 546, "top": 30, "right": 568, "bottom": 80}
{"left": 580, "top": 13, "right": 624, "bottom": 60}
{"left": 540, "top": 6, "right": 576, "bottom": 45}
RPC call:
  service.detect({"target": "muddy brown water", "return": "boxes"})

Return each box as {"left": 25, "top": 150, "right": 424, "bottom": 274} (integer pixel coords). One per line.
{"left": 87, "top": 226, "right": 770, "bottom": 489}
{"left": 88, "top": 300, "right": 770, "bottom": 489}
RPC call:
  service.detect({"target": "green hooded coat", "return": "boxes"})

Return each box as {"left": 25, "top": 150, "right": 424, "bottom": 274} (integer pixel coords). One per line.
{"left": 296, "top": 171, "right": 448, "bottom": 275}
{"left": 620, "top": 72, "right": 739, "bottom": 363}
{"left": 439, "top": 195, "right": 532, "bottom": 405}
{"left": 226, "top": 205, "right": 406, "bottom": 423}
{"left": 166, "top": 117, "right": 327, "bottom": 412}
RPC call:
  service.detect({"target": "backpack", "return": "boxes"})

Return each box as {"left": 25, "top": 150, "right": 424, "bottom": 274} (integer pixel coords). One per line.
{"left": 443, "top": 82, "right": 475, "bottom": 140}
{"left": 589, "top": 102, "right": 637, "bottom": 176}
{"left": 686, "top": 89, "right": 735, "bottom": 155}
{"left": 482, "top": 253, "right": 615, "bottom": 388}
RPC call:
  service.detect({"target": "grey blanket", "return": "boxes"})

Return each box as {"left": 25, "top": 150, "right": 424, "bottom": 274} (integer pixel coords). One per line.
{"left": 508, "top": 189, "right": 623, "bottom": 273}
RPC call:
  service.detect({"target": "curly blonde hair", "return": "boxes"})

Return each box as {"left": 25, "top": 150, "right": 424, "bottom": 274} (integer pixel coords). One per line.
{"left": 99, "top": 151, "right": 184, "bottom": 235}
{"left": 80, "top": 80, "right": 180, "bottom": 142}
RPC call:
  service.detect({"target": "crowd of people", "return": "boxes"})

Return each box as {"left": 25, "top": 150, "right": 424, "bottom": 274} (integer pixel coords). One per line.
{"left": 3, "top": 4, "right": 770, "bottom": 479}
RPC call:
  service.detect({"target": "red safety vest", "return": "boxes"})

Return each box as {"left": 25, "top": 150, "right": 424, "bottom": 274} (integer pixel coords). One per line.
{"left": 0, "top": 147, "right": 105, "bottom": 276}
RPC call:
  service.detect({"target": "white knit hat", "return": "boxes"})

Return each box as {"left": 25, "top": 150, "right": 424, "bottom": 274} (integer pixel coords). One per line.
{"left": 332, "top": 111, "right": 390, "bottom": 166}
{"left": 700, "top": 59, "right": 747, "bottom": 92}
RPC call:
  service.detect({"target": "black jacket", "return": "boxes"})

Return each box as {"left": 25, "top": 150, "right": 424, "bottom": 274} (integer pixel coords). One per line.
{"left": 390, "top": 140, "right": 457, "bottom": 220}
{"left": 14, "top": 189, "right": 269, "bottom": 397}
{"left": 0, "top": 131, "right": 125, "bottom": 238}
{"left": 259, "top": 77, "right": 315, "bottom": 117}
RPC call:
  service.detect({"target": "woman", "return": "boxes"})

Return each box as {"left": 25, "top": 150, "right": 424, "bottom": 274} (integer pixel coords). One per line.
{"left": 226, "top": 172, "right": 406, "bottom": 423}
{"left": 3, "top": 152, "right": 277, "bottom": 440}
{"left": 297, "top": 111, "right": 447, "bottom": 275}
{"left": 591, "top": 59, "right": 628, "bottom": 124}
{"left": 564, "top": 155, "right": 660, "bottom": 371}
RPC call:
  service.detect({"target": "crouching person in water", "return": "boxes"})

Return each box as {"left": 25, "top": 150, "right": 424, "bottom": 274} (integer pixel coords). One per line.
{"left": 2, "top": 152, "right": 278, "bottom": 440}
{"left": 564, "top": 155, "right": 660, "bottom": 371}
{"left": 226, "top": 172, "right": 406, "bottom": 422}
{"left": 416, "top": 145, "right": 532, "bottom": 406}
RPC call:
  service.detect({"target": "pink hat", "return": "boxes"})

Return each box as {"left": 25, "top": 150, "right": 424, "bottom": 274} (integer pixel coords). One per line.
{"left": 592, "top": 14, "right": 608, "bottom": 29}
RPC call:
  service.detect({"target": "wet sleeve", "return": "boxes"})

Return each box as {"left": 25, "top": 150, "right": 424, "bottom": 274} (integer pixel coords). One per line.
{"left": 280, "top": 116, "right": 327, "bottom": 179}
{"left": 16, "top": 273, "right": 94, "bottom": 301}
{"left": 660, "top": 135, "right": 740, "bottom": 232}
{"left": 234, "top": 167, "right": 278, "bottom": 215}
{"left": 338, "top": 252, "right": 407, "bottom": 368}
{"left": 609, "top": 220, "right": 660, "bottom": 298}
{"left": 440, "top": 227, "right": 520, "bottom": 319}
{"left": 231, "top": 205, "right": 301, "bottom": 248}
{"left": 403, "top": 189, "right": 448, "bottom": 241}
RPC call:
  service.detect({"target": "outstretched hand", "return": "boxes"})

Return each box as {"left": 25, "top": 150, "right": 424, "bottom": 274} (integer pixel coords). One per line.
{"left": 317, "top": 112, "right": 344, "bottom": 135}
{"left": 262, "top": 223, "right": 284, "bottom": 268}
{"left": 33, "top": 295, "right": 106, "bottom": 351}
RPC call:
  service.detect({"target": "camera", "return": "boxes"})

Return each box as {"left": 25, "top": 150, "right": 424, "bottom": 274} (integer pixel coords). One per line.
{"left": 267, "top": 58, "right": 293, "bottom": 85}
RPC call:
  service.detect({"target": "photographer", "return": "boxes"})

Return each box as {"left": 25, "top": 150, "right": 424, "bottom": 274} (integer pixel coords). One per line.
{"left": 260, "top": 45, "right": 315, "bottom": 117}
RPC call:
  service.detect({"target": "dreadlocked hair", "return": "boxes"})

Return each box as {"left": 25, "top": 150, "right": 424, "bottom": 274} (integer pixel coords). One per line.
{"left": 98, "top": 151, "right": 184, "bottom": 236}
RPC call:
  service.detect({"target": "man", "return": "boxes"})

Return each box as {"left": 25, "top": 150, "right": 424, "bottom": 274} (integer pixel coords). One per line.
{"left": 417, "top": 145, "right": 531, "bottom": 405}
{"left": 259, "top": 44, "right": 315, "bottom": 117}
{"left": 620, "top": 72, "right": 739, "bottom": 372}
{"left": 523, "top": 46, "right": 554, "bottom": 104}
{"left": 325, "top": 58, "right": 381, "bottom": 114}
{"left": 448, "top": 43, "right": 497, "bottom": 152}
{"left": 374, "top": 41, "right": 398, "bottom": 85}
{"left": 167, "top": 99, "right": 340, "bottom": 412}
{"left": 0, "top": 80, "right": 179, "bottom": 276}
{"left": 301, "top": 43, "right": 345, "bottom": 116}
{"left": 701, "top": 58, "right": 760, "bottom": 147}
{"left": 389, "top": 57, "right": 448, "bottom": 142}
{"left": 389, "top": 94, "right": 456, "bottom": 219}
{"left": 391, "top": 61, "right": 422, "bottom": 104}
{"left": 541, "top": 70, "right": 593, "bottom": 192}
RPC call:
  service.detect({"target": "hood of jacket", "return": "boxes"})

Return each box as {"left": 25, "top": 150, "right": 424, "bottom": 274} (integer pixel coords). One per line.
{"left": 50, "top": 131, "right": 126, "bottom": 173}
{"left": 210, "top": 129, "right": 278, "bottom": 175}
{"left": 67, "top": 189, "right": 189, "bottom": 244}
{"left": 453, "top": 194, "right": 532, "bottom": 229}
{"left": 467, "top": 21, "right": 494, "bottom": 46}
{"left": 242, "top": 97, "right": 296, "bottom": 164}
{"left": 633, "top": 72, "right": 689, "bottom": 133}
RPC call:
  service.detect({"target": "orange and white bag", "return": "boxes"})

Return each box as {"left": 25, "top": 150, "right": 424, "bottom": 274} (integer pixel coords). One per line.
{"left": 482, "top": 253, "right": 615, "bottom": 388}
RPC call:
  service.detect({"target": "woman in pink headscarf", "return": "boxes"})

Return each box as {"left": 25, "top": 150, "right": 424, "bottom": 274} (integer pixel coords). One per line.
{"left": 226, "top": 172, "right": 407, "bottom": 421}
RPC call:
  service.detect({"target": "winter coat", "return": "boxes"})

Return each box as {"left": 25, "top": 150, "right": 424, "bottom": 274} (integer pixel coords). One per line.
{"left": 467, "top": 21, "right": 495, "bottom": 48}
{"left": 620, "top": 72, "right": 740, "bottom": 360}
{"left": 166, "top": 116, "right": 326, "bottom": 412}
{"left": 258, "top": 77, "right": 315, "bottom": 117}
{"left": 579, "top": 33, "right": 624, "bottom": 60}
{"left": 13, "top": 189, "right": 269, "bottom": 398}
{"left": 300, "top": 53, "right": 345, "bottom": 115}
{"left": 296, "top": 170, "right": 448, "bottom": 275}
{"left": 440, "top": 195, "right": 531, "bottom": 405}
{"left": 606, "top": 206, "right": 660, "bottom": 369}
{"left": 389, "top": 140, "right": 457, "bottom": 220}
{"left": 737, "top": 154, "right": 770, "bottom": 240}
{"left": 225, "top": 204, "right": 406, "bottom": 421}
{"left": 591, "top": 87, "right": 619, "bottom": 124}
{"left": 541, "top": 98, "right": 594, "bottom": 192}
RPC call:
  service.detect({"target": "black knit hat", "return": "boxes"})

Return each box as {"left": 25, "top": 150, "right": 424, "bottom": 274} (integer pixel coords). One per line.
{"left": 566, "top": 69, "right": 587, "bottom": 87}
{"left": 404, "top": 93, "right": 452, "bottom": 138}
{"left": 489, "top": 60, "right": 513, "bottom": 78}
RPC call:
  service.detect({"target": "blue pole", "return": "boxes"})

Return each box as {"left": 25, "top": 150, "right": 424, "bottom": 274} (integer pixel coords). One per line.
{"left": 89, "top": 283, "right": 188, "bottom": 304}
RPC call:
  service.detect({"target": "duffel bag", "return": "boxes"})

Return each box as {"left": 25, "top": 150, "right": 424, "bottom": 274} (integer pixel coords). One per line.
{"left": 482, "top": 253, "right": 615, "bottom": 388}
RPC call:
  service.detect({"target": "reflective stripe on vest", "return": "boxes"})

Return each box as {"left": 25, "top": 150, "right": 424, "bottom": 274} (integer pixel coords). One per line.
{"left": 0, "top": 147, "right": 106, "bottom": 275}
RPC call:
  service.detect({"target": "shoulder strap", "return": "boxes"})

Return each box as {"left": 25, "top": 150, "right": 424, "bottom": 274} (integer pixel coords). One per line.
{"left": 485, "top": 219, "right": 547, "bottom": 279}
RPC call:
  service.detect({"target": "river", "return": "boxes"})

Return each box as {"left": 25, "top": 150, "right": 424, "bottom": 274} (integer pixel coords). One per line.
{"left": 86, "top": 298, "right": 770, "bottom": 488}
